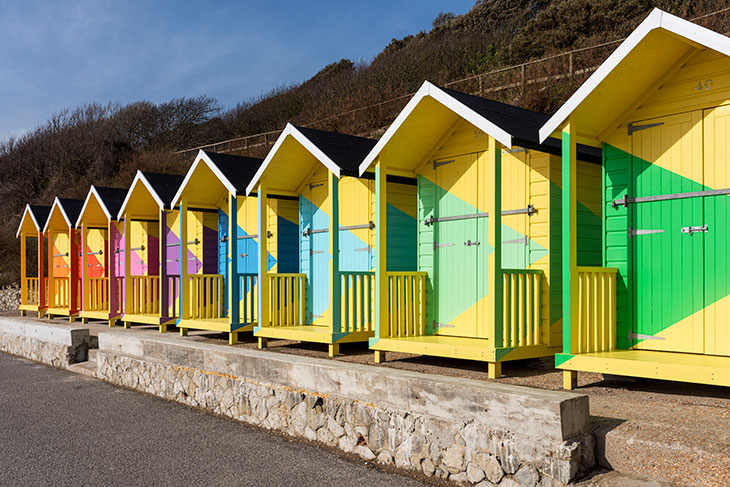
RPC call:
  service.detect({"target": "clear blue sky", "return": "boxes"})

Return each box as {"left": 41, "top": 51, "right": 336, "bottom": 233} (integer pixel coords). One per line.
{"left": 0, "top": 0, "right": 476, "bottom": 140}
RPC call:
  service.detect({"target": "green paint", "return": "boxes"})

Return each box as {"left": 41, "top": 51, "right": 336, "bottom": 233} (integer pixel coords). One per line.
{"left": 561, "top": 130, "right": 573, "bottom": 355}
{"left": 554, "top": 353, "right": 574, "bottom": 368}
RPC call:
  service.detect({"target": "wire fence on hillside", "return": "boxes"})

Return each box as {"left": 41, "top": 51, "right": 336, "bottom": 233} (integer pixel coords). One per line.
{"left": 175, "top": 6, "right": 730, "bottom": 158}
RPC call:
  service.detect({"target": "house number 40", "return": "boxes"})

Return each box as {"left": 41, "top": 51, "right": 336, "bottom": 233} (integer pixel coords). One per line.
{"left": 695, "top": 79, "right": 713, "bottom": 91}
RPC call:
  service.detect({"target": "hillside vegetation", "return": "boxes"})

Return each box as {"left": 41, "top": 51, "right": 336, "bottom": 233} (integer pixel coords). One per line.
{"left": 0, "top": 0, "right": 725, "bottom": 284}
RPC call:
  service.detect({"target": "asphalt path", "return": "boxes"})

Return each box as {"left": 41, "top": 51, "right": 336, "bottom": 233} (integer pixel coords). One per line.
{"left": 0, "top": 353, "right": 426, "bottom": 487}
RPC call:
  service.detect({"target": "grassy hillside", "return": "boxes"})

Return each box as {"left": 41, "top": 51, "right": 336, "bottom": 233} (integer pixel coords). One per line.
{"left": 0, "top": 0, "right": 725, "bottom": 284}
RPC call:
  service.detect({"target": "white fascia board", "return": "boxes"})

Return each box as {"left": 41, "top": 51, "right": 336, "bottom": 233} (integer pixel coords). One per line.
{"left": 172, "top": 149, "right": 237, "bottom": 206}
{"left": 43, "top": 197, "right": 71, "bottom": 233}
{"left": 117, "top": 171, "right": 165, "bottom": 220}
{"left": 76, "top": 186, "right": 112, "bottom": 228}
{"left": 245, "top": 123, "right": 342, "bottom": 195}
{"left": 16, "top": 204, "right": 38, "bottom": 238}
{"left": 357, "top": 81, "right": 513, "bottom": 176}
{"left": 538, "top": 8, "right": 730, "bottom": 141}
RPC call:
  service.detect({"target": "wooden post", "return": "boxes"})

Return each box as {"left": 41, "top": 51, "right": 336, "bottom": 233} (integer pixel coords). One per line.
{"left": 329, "top": 172, "right": 341, "bottom": 342}
{"left": 487, "top": 136, "right": 503, "bottom": 379}
{"left": 20, "top": 234, "right": 27, "bottom": 306}
{"left": 257, "top": 179, "right": 269, "bottom": 331}
{"left": 229, "top": 194, "right": 240, "bottom": 335}
{"left": 159, "top": 209, "right": 169, "bottom": 332}
{"left": 81, "top": 224, "right": 88, "bottom": 313}
{"left": 124, "top": 216, "right": 132, "bottom": 322}
{"left": 69, "top": 228, "right": 79, "bottom": 320}
{"left": 562, "top": 119, "right": 578, "bottom": 361}
{"left": 108, "top": 221, "right": 117, "bottom": 326}
{"left": 375, "top": 157, "right": 388, "bottom": 348}
{"left": 38, "top": 230, "right": 45, "bottom": 316}
{"left": 180, "top": 200, "right": 189, "bottom": 325}
{"left": 47, "top": 229, "right": 54, "bottom": 310}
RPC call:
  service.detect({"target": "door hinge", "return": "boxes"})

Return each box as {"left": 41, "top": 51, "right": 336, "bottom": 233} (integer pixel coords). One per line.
{"left": 240, "top": 253, "right": 248, "bottom": 258}
{"left": 433, "top": 242, "right": 455, "bottom": 249}
{"left": 681, "top": 224, "right": 708, "bottom": 235}
{"left": 503, "top": 147, "right": 529, "bottom": 154}
{"left": 310, "top": 250, "right": 325, "bottom": 255}
{"left": 353, "top": 247, "right": 371, "bottom": 252}
{"left": 464, "top": 240, "right": 480, "bottom": 246}
{"left": 309, "top": 183, "right": 324, "bottom": 190}
{"left": 502, "top": 236, "right": 529, "bottom": 245}
{"left": 433, "top": 159, "right": 456, "bottom": 169}
{"left": 628, "top": 122, "right": 664, "bottom": 135}
{"left": 629, "top": 331, "right": 665, "bottom": 341}
{"left": 628, "top": 227, "right": 665, "bottom": 239}
{"left": 432, "top": 321, "right": 454, "bottom": 329}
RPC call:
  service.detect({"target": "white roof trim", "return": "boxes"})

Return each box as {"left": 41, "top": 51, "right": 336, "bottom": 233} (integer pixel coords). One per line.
{"left": 16, "top": 204, "right": 40, "bottom": 238}
{"left": 76, "top": 186, "right": 112, "bottom": 228}
{"left": 539, "top": 8, "right": 730, "bottom": 142}
{"left": 43, "top": 197, "right": 73, "bottom": 233}
{"left": 245, "top": 123, "right": 343, "bottom": 195}
{"left": 358, "top": 81, "right": 513, "bottom": 175}
{"left": 117, "top": 171, "right": 165, "bottom": 220}
{"left": 171, "top": 149, "right": 237, "bottom": 206}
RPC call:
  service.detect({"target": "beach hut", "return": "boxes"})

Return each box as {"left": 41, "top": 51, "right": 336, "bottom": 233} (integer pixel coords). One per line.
{"left": 358, "top": 81, "right": 602, "bottom": 377}
{"left": 539, "top": 8, "right": 730, "bottom": 389}
{"left": 43, "top": 197, "right": 84, "bottom": 321}
{"left": 116, "top": 171, "right": 184, "bottom": 333}
{"left": 16, "top": 204, "right": 51, "bottom": 317}
{"left": 75, "top": 186, "right": 127, "bottom": 326}
{"left": 246, "top": 124, "right": 418, "bottom": 356}
{"left": 171, "top": 150, "right": 297, "bottom": 345}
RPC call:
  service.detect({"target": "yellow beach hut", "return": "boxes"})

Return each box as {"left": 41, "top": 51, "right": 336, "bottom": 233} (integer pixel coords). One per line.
{"left": 358, "top": 81, "right": 602, "bottom": 377}
{"left": 17, "top": 204, "right": 51, "bottom": 317}
{"left": 247, "top": 124, "right": 418, "bottom": 356}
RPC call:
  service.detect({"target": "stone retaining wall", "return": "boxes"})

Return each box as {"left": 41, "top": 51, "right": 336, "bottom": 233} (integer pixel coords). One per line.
{"left": 0, "top": 316, "right": 89, "bottom": 367}
{"left": 0, "top": 285, "right": 21, "bottom": 311}
{"left": 97, "top": 332, "right": 594, "bottom": 486}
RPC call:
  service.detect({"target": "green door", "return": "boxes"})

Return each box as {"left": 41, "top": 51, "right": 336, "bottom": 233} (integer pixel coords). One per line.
{"left": 630, "top": 111, "right": 705, "bottom": 354}
{"left": 433, "top": 153, "right": 480, "bottom": 338}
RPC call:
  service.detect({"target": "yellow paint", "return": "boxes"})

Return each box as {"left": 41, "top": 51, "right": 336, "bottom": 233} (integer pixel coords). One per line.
{"left": 572, "top": 267, "right": 618, "bottom": 354}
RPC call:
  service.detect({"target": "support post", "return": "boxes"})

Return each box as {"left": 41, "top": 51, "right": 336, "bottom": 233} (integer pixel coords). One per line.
{"left": 180, "top": 200, "right": 189, "bottom": 320}
{"left": 488, "top": 362, "right": 502, "bottom": 380}
{"left": 562, "top": 120, "right": 578, "bottom": 358}
{"left": 375, "top": 157, "right": 388, "bottom": 340}
{"left": 81, "top": 224, "right": 88, "bottom": 312}
{"left": 69, "top": 228, "right": 79, "bottom": 317}
{"left": 374, "top": 350, "right": 386, "bottom": 364}
{"left": 47, "top": 229, "right": 53, "bottom": 309}
{"left": 159, "top": 209, "right": 169, "bottom": 326}
{"left": 258, "top": 337, "right": 268, "bottom": 349}
{"left": 563, "top": 370, "right": 578, "bottom": 390}
{"left": 487, "top": 136, "right": 503, "bottom": 357}
{"left": 229, "top": 331, "right": 238, "bottom": 345}
{"left": 108, "top": 221, "right": 118, "bottom": 322}
{"left": 328, "top": 343, "right": 339, "bottom": 357}
{"left": 229, "top": 194, "right": 240, "bottom": 327}
{"left": 257, "top": 179, "right": 269, "bottom": 330}
{"left": 124, "top": 216, "right": 132, "bottom": 318}
{"left": 329, "top": 172, "right": 341, "bottom": 337}
{"left": 20, "top": 234, "right": 27, "bottom": 306}
{"left": 38, "top": 230, "right": 45, "bottom": 315}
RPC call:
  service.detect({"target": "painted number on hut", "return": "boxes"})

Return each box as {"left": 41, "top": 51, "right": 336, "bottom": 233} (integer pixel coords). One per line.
{"left": 473, "top": 130, "right": 485, "bottom": 139}
{"left": 694, "top": 79, "right": 713, "bottom": 91}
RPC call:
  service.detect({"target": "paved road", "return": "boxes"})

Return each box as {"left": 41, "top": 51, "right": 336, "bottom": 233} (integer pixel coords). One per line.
{"left": 0, "top": 353, "right": 426, "bottom": 487}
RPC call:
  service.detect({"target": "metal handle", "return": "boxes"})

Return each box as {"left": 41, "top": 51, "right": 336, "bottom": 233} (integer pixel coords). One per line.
{"left": 681, "top": 224, "right": 708, "bottom": 235}
{"left": 464, "top": 240, "right": 480, "bottom": 246}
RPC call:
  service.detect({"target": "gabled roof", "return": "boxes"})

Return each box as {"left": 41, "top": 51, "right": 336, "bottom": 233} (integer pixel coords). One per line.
{"left": 539, "top": 8, "right": 730, "bottom": 141}
{"left": 246, "top": 124, "right": 377, "bottom": 194}
{"left": 43, "top": 197, "right": 84, "bottom": 232}
{"left": 76, "top": 186, "right": 128, "bottom": 226}
{"left": 117, "top": 171, "right": 185, "bottom": 218}
{"left": 359, "top": 81, "right": 601, "bottom": 175}
{"left": 172, "top": 150, "right": 262, "bottom": 205}
{"left": 16, "top": 204, "right": 51, "bottom": 237}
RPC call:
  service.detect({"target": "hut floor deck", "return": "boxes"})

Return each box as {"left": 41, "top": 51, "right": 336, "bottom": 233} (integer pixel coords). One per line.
{"left": 123, "top": 313, "right": 170, "bottom": 325}
{"left": 178, "top": 318, "right": 253, "bottom": 333}
{"left": 256, "top": 324, "right": 372, "bottom": 344}
{"left": 557, "top": 349, "right": 730, "bottom": 388}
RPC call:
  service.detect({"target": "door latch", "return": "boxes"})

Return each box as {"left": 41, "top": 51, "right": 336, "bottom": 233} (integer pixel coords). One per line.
{"left": 681, "top": 224, "right": 708, "bottom": 235}
{"left": 464, "top": 240, "right": 480, "bottom": 246}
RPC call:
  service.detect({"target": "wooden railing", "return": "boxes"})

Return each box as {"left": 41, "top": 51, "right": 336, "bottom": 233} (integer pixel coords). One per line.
{"left": 386, "top": 271, "right": 427, "bottom": 338}
{"left": 114, "top": 277, "right": 125, "bottom": 313}
{"left": 167, "top": 276, "right": 180, "bottom": 319}
{"left": 502, "top": 269, "right": 544, "bottom": 348}
{"left": 87, "top": 277, "right": 109, "bottom": 312}
{"left": 188, "top": 274, "right": 224, "bottom": 320}
{"left": 341, "top": 271, "right": 376, "bottom": 333}
{"left": 22, "top": 277, "right": 40, "bottom": 306}
{"left": 52, "top": 277, "right": 70, "bottom": 309}
{"left": 574, "top": 267, "right": 618, "bottom": 354}
{"left": 129, "top": 276, "right": 160, "bottom": 315}
{"left": 239, "top": 273, "right": 258, "bottom": 324}
{"left": 268, "top": 273, "right": 306, "bottom": 326}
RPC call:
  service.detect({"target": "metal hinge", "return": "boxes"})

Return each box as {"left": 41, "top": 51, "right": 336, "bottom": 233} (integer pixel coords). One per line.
{"left": 681, "top": 224, "right": 708, "bottom": 235}
{"left": 310, "top": 250, "right": 325, "bottom": 255}
{"left": 628, "top": 122, "right": 664, "bottom": 135}
{"left": 423, "top": 205, "right": 534, "bottom": 226}
{"left": 240, "top": 253, "right": 248, "bottom": 258}
{"left": 629, "top": 331, "right": 665, "bottom": 341}
{"left": 311, "top": 313, "right": 324, "bottom": 319}
{"left": 433, "top": 242, "right": 455, "bottom": 249}
{"left": 87, "top": 250, "right": 103, "bottom": 256}
{"left": 502, "top": 236, "right": 529, "bottom": 245}
{"left": 464, "top": 240, "right": 480, "bottom": 246}
{"left": 628, "top": 227, "right": 665, "bottom": 239}
{"left": 353, "top": 247, "right": 370, "bottom": 252}
{"left": 309, "top": 183, "right": 324, "bottom": 190}
{"left": 432, "top": 321, "right": 454, "bottom": 329}
{"left": 433, "top": 159, "right": 455, "bottom": 169}
{"left": 503, "top": 147, "right": 529, "bottom": 154}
